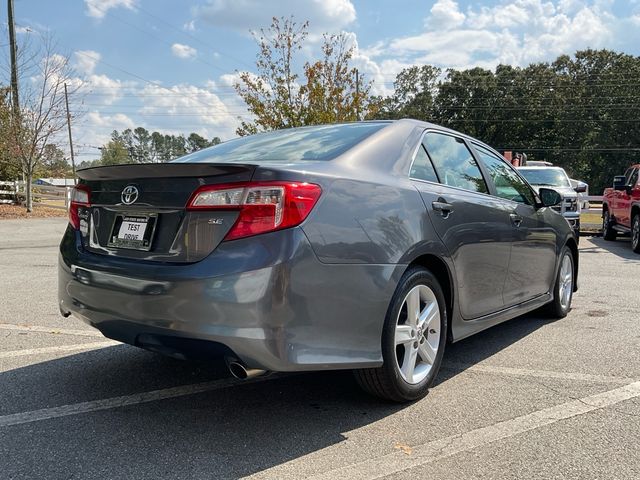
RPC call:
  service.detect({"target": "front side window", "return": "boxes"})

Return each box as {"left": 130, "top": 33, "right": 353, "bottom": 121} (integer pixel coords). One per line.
{"left": 474, "top": 146, "right": 535, "bottom": 205}
{"left": 423, "top": 132, "right": 488, "bottom": 193}
{"left": 628, "top": 168, "right": 639, "bottom": 187}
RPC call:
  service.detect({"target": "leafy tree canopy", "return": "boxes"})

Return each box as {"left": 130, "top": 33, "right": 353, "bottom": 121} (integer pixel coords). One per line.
{"left": 234, "top": 16, "right": 377, "bottom": 136}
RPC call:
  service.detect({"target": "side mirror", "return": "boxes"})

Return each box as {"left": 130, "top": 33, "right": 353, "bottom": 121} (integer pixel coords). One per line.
{"left": 538, "top": 187, "right": 562, "bottom": 207}
{"left": 574, "top": 182, "right": 587, "bottom": 193}
{"left": 613, "top": 176, "right": 627, "bottom": 191}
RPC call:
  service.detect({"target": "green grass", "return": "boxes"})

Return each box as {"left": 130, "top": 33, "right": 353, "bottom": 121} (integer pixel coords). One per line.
{"left": 581, "top": 212, "right": 602, "bottom": 225}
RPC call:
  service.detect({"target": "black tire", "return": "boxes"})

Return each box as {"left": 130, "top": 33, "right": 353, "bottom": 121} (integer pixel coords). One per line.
{"left": 545, "top": 246, "right": 575, "bottom": 319}
{"left": 602, "top": 209, "right": 617, "bottom": 241}
{"left": 632, "top": 214, "right": 640, "bottom": 254}
{"left": 354, "top": 267, "right": 448, "bottom": 402}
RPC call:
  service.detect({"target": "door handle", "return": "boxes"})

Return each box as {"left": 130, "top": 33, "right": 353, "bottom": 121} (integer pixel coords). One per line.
{"left": 510, "top": 213, "right": 523, "bottom": 227}
{"left": 432, "top": 200, "right": 454, "bottom": 218}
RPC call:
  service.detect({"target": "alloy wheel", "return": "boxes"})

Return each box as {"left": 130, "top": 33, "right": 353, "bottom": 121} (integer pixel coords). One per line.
{"left": 633, "top": 216, "right": 640, "bottom": 250}
{"left": 394, "top": 285, "right": 441, "bottom": 385}
{"left": 558, "top": 254, "right": 573, "bottom": 311}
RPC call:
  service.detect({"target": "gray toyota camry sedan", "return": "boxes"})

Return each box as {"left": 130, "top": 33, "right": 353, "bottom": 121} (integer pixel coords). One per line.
{"left": 59, "top": 119, "right": 578, "bottom": 402}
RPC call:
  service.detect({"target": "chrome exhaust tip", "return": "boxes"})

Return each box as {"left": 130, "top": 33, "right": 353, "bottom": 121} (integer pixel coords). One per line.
{"left": 226, "top": 358, "right": 267, "bottom": 380}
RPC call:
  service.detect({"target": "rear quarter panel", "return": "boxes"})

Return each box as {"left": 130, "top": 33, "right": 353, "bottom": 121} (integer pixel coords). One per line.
{"left": 301, "top": 177, "right": 442, "bottom": 264}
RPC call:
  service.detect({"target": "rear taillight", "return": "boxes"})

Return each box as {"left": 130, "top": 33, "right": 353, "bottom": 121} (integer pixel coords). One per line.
{"left": 69, "top": 184, "right": 91, "bottom": 230}
{"left": 187, "top": 181, "right": 322, "bottom": 241}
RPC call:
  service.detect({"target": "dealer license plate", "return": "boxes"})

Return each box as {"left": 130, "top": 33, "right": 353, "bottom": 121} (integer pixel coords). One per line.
{"left": 108, "top": 214, "right": 156, "bottom": 250}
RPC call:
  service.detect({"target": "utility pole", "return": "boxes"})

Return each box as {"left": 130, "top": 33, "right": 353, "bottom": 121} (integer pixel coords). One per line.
{"left": 7, "top": 0, "right": 20, "bottom": 116}
{"left": 64, "top": 83, "right": 76, "bottom": 179}
{"left": 355, "top": 69, "right": 360, "bottom": 121}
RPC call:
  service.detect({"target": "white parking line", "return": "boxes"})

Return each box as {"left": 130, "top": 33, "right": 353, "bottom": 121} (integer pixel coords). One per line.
{"left": 0, "top": 323, "right": 103, "bottom": 338}
{"left": 304, "top": 380, "right": 640, "bottom": 480}
{"left": 0, "top": 375, "right": 274, "bottom": 428}
{"left": 445, "top": 362, "right": 636, "bottom": 385}
{"left": 0, "top": 341, "right": 119, "bottom": 359}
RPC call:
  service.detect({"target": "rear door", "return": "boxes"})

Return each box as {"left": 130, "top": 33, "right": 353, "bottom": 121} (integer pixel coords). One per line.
{"left": 471, "top": 145, "right": 557, "bottom": 304}
{"left": 411, "top": 131, "right": 513, "bottom": 319}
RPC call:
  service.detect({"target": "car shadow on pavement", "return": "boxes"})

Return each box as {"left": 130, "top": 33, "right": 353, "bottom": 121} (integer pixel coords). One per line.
{"left": 580, "top": 235, "right": 638, "bottom": 262}
{"left": 436, "top": 312, "right": 549, "bottom": 385}
{"left": 0, "top": 314, "right": 549, "bottom": 479}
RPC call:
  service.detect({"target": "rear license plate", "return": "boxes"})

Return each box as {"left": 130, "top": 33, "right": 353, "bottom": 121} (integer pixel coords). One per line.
{"left": 108, "top": 214, "right": 157, "bottom": 250}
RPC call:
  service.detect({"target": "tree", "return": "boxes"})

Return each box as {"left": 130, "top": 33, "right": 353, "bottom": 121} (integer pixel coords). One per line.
{"left": 100, "top": 140, "right": 132, "bottom": 165}
{"left": 234, "top": 16, "right": 377, "bottom": 135}
{"left": 235, "top": 16, "right": 309, "bottom": 135}
{"left": 187, "top": 132, "right": 211, "bottom": 152}
{"left": 303, "top": 33, "right": 372, "bottom": 124}
{"left": 37, "top": 144, "right": 72, "bottom": 177}
{"left": 5, "top": 36, "right": 78, "bottom": 211}
{"left": 95, "top": 128, "right": 220, "bottom": 165}
{"left": 378, "top": 49, "right": 640, "bottom": 193}
{"left": 0, "top": 87, "right": 22, "bottom": 180}
{"left": 376, "top": 65, "right": 441, "bottom": 121}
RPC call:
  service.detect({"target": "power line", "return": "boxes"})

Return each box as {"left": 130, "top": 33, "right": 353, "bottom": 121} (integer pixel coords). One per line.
{"left": 135, "top": 4, "right": 255, "bottom": 71}
{"left": 88, "top": 2, "right": 232, "bottom": 76}
{"left": 72, "top": 51, "right": 238, "bottom": 117}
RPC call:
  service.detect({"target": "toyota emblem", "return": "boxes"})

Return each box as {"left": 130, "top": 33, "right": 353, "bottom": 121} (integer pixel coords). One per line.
{"left": 121, "top": 185, "right": 139, "bottom": 205}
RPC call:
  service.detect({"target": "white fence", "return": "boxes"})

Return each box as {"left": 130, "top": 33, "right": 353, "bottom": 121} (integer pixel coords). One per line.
{"left": 0, "top": 181, "right": 73, "bottom": 209}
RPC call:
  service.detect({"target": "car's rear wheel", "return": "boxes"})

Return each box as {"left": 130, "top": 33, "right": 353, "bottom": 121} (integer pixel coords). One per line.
{"left": 545, "top": 246, "right": 574, "bottom": 319}
{"left": 632, "top": 214, "right": 640, "bottom": 253}
{"left": 354, "top": 267, "right": 447, "bottom": 402}
{"left": 602, "top": 210, "right": 617, "bottom": 241}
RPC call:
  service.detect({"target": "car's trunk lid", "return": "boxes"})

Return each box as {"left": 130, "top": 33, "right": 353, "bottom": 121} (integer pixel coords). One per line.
{"left": 77, "top": 163, "right": 256, "bottom": 263}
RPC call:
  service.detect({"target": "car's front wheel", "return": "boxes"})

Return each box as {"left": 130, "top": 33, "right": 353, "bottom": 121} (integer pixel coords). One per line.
{"left": 354, "top": 267, "right": 447, "bottom": 402}
{"left": 545, "top": 246, "right": 575, "bottom": 319}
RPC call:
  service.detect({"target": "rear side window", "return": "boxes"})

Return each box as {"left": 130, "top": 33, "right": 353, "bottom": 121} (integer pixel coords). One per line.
{"left": 172, "top": 123, "right": 388, "bottom": 164}
{"left": 474, "top": 145, "right": 535, "bottom": 205}
{"left": 423, "top": 132, "right": 487, "bottom": 193}
{"left": 410, "top": 145, "right": 439, "bottom": 183}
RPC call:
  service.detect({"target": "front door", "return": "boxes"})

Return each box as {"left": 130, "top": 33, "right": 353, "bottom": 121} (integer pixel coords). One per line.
{"left": 618, "top": 168, "right": 639, "bottom": 226}
{"left": 412, "top": 131, "right": 512, "bottom": 319}
{"left": 471, "top": 145, "right": 556, "bottom": 304}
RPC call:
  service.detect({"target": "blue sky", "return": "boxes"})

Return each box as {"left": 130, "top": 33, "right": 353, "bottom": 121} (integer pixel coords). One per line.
{"left": 4, "top": 0, "right": 640, "bottom": 162}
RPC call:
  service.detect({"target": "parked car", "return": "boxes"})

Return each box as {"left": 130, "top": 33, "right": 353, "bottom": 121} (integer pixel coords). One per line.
{"left": 602, "top": 164, "right": 640, "bottom": 253}
{"left": 517, "top": 166, "right": 584, "bottom": 237}
{"left": 59, "top": 120, "right": 579, "bottom": 402}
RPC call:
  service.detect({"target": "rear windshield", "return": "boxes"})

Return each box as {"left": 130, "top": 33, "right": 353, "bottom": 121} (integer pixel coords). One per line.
{"left": 172, "top": 122, "right": 389, "bottom": 164}
{"left": 519, "top": 168, "right": 571, "bottom": 187}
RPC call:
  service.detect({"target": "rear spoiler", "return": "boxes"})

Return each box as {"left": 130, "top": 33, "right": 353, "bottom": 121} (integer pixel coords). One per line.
{"left": 77, "top": 163, "right": 257, "bottom": 181}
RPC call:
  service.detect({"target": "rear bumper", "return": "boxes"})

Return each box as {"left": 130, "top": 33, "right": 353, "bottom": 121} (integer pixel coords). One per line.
{"left": 59, "top": 225, "right": 403, "bottom": 372}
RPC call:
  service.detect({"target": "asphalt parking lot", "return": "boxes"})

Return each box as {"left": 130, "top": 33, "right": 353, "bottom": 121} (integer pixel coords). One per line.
{"left": 1, "top": 218, "right": 639, "bottom": 480}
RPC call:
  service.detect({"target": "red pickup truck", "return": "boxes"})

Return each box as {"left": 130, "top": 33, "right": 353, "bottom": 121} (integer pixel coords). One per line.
{"left": 602, "top": 164, "right": 640, "bottom": 253}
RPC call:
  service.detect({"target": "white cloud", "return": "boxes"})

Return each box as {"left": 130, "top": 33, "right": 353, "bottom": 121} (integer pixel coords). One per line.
{"left": 364, "top": 0, "right": 618, "bottom": 71}
{"left": 84, "top": 0, "right": 137, "bottom": 19}
{"left": 426, "top": 0, "right": 466, "bottom": 30}
{"left": 184, "top": 20, "right": 196, "bottom": 31}
{"left": 15, "top": 25, "right": 33, "bottom": 34}
{"left": 86, "top": 111, "right": 135, "bottom": 129}
{"left": 193, "top": 0, "right": 356, "bottom": 35}
{"left": 171, "top": 43, "right": 197, "bottom": 59}
{"left": 74, "top": 50, "right": 101, "bottom": 75}
{"left": 80, "top": 74, "right": 136, "bottom": 105}
{"left": 137, "top": 82, "right": 245, "bottom": 139}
